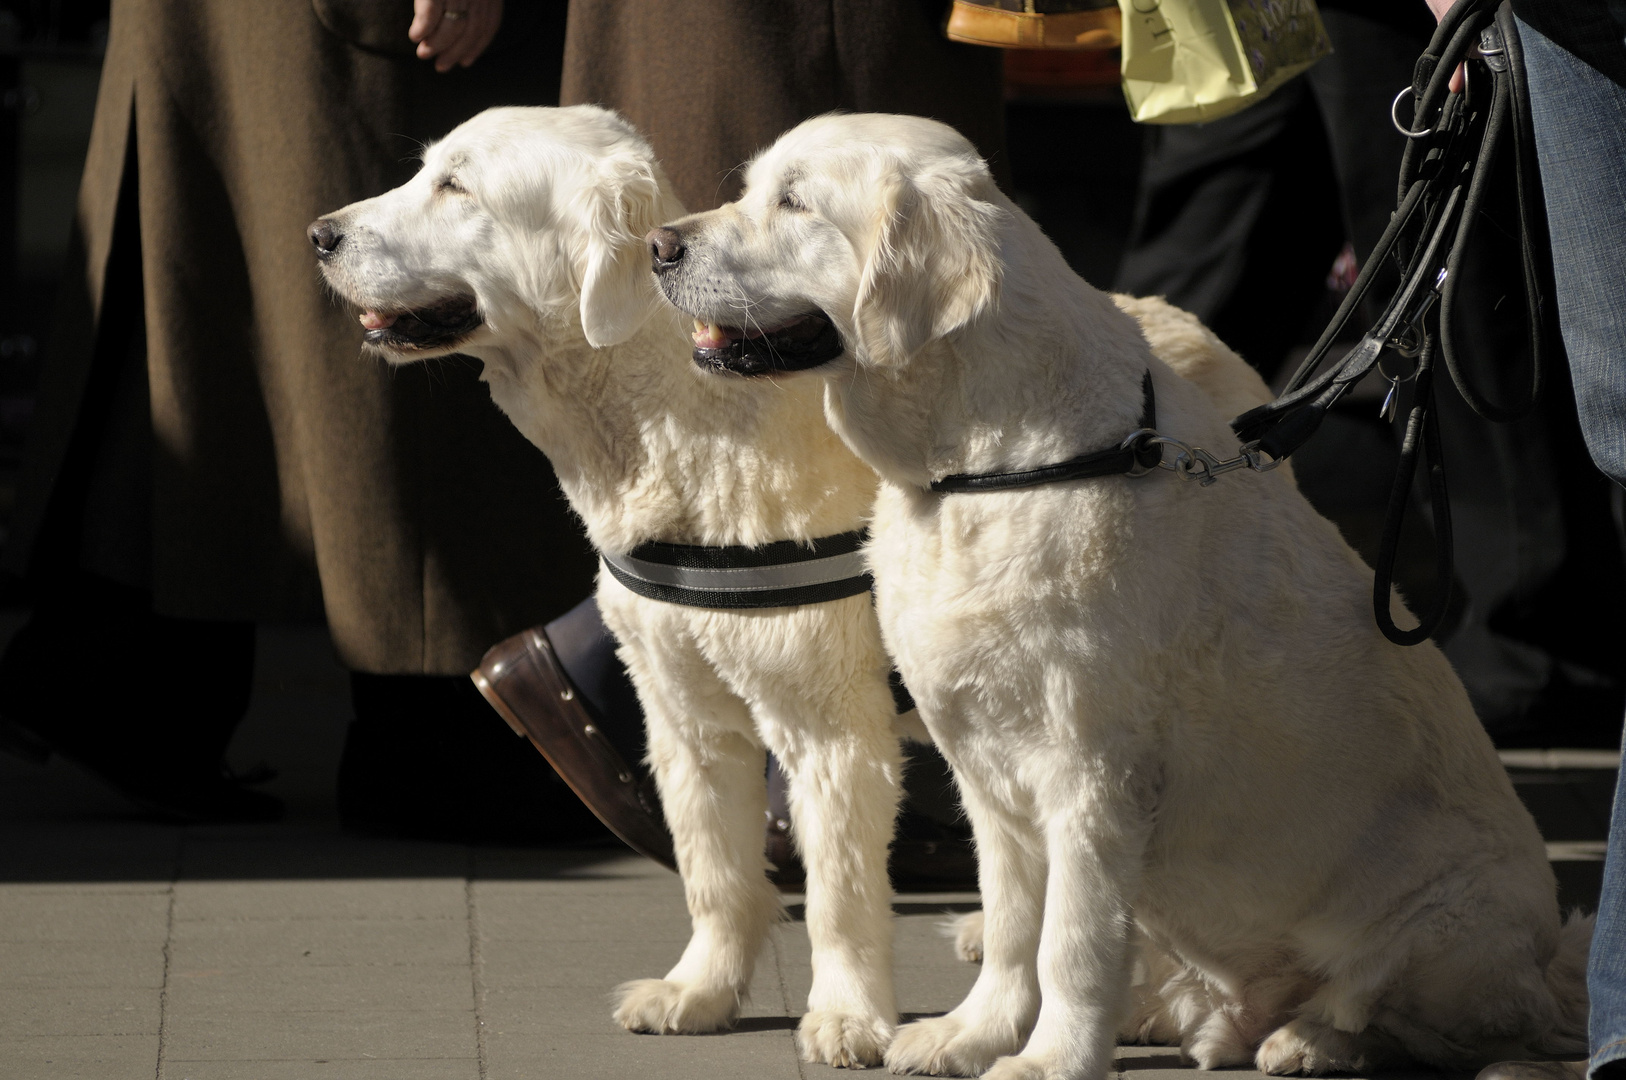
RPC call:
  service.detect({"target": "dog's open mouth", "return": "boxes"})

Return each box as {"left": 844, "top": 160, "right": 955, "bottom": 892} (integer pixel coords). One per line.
{"left": 689, "top": 311, "right": 844, "bottom": 376}
{"left": 358, "top": 295, "right": 482, "bottom": 352}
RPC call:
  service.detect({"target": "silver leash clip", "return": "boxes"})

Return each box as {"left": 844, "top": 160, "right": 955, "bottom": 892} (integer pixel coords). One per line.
{"left": 1122, "top": 431, "right": 1282, "bottom": 487}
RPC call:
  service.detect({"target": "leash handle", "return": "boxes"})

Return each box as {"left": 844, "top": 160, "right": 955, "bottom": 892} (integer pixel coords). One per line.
{"left": 1371, "top": 334, "right": 1455, "bottom": 646}
{"left": 1437, "top": 7, "right": 1553, "bottom": 424}
{"left": 1228, "top": 0, "right": 1562, "bottom": 647}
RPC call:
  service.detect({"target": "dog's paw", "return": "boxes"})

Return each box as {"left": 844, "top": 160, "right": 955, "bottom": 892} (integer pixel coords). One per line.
{"left": 886, "top": 1015, "right": 1017, "bottom": 1076}
{"left": 798, "top": 1009, "right": 895, "bottom": 1068}
{"left": 981, "top": 1054, "right": 1051, "bottom": 1080}
{"left": 941, "top": 911, "right": 984, "bottom": 963}
{"left": 613, "top": 978, "right": 740, "bottom": 1034}
{"left": 1255, "top": 1020, "right": 1369, "bottom": 1076}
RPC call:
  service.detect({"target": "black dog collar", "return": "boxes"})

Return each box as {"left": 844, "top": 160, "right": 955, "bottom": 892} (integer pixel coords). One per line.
{"left": 931, "top": 372, "right": 1160, "bottom": 493}
{"left": 602, "top": 531, "right": 872, "bottom": 609}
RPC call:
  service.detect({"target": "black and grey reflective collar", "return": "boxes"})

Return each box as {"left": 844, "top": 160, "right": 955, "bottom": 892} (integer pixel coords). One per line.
{"left": 931, "top": 372, "right": 1161, "bottom": 493}
{"left": 602, "top": 531, "right": 872, "bottom": 609}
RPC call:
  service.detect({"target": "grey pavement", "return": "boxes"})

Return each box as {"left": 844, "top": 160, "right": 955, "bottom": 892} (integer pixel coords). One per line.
{"left": 0, "top": 618, "right": 1614, "bottom": 1080}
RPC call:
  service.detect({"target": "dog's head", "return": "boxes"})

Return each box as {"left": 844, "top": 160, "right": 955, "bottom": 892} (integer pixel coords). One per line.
{"left": 312, "top": 105, "right": 684, "bottom": 359}
{"left": 648, "top": 113, "right": 1006, "bottom": 377}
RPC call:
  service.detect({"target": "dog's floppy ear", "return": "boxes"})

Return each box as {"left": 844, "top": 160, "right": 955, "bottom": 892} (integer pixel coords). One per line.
{"left": 577, "top": 158, "right": 683, "bottom": 348}
{"left": 851, "top": 167, "right": 1004, "bottom": 367}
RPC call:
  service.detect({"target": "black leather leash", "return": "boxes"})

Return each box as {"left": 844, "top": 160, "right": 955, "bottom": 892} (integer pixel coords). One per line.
{"left": 932, "top": 373, "right": 1163, "bottom": 492}
{"left": 1230, "top": 0, "right": 1556, "bottom": 645}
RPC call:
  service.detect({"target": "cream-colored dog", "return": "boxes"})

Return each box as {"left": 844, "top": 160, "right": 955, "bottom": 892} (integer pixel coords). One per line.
{"left": 650, "top": 112, "right": 1589, "bottom": 1080}
{"left": 311, "top": 105, "right": 906, "bottom": 1068}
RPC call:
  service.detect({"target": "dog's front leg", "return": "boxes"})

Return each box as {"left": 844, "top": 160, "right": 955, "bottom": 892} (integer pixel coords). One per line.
{"left": 772, "top": 700, "right": 903, "bottom": 1068}
{"left": 613, "top": 683, "right": 781, "bottom": 1035}
{"left": 887, "top": 770, "right": 1045, "bottom": 1077}
{"left": 982, "top": 797, "right": 1149, "bottom": 1080}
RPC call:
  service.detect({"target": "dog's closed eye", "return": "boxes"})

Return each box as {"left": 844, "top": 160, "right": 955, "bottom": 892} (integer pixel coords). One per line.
{"left": 778, "top": 190, "right": 806, "bottom": 212}
{"left": 436, "top": 175, "right": 468, "bottom": 196}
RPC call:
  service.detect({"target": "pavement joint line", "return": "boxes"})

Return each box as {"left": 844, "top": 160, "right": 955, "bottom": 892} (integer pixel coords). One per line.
{"left": 769, "top": 928, "right": 807, "bottom": 1080}
{"left": 466, "top": 873, "right": 489, "bottom": 1080}
{"left": 154, "top": 852, "right": 180, "bottom": 1080}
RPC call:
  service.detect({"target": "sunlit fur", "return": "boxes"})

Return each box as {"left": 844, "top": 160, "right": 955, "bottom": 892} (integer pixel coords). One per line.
{"left": 316, "top": 105, "right": 906, "bottom": 1068}
{"left": 659, "top": 112, "right": 1590, "bottom": 1080}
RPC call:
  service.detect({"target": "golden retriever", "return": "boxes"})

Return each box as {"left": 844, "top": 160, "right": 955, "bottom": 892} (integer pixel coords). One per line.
{"left": 649, "top": 111, "right": 1589, "bottom": 1080}
{"left": 312, "top": 105, "right": 906, "bottom": 1068}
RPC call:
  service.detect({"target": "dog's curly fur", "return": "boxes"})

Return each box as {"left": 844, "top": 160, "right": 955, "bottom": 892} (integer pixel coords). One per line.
{"left": 655, "top": 112, "right": 1590, "bottom": 1080}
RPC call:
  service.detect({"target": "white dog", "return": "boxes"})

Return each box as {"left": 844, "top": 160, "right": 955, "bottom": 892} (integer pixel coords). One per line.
{"left": 649, "top": 112, "right": 1589, "bottom": 1080}
{"left": 311, "top": 105, "right": 909, "bottom": 1068}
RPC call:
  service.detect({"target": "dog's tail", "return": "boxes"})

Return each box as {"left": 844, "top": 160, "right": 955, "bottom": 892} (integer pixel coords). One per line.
{"left": 1532, "top": 909, "right": 1594, "bottom": 1056}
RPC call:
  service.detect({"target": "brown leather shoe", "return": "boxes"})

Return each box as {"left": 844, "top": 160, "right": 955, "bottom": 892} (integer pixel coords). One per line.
{"left": 1475, "top": 1062, "right": 1588, "bottom": 1080}
{"left": 472, "top": 628, "right": 676, "bottom": 869}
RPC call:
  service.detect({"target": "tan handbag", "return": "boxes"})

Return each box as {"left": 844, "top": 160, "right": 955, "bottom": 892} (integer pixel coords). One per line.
{"left": 944, "top": 0, "right": 1122, "bottom": 50}
{"left": 945, "top": 0, "right": 1331, "bottom": 124}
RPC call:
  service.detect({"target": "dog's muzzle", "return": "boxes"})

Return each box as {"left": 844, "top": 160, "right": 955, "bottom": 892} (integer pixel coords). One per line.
{"left": 689, "top": 313, "right": 845, "bottom": 377}
{"left": 357, "top": 295, "right": 483, "bottom": 353}
{"left": 645, "top": 226, "right": 846, "bottom": 377}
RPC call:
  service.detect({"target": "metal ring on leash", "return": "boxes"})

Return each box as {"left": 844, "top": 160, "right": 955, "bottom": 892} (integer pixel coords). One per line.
{"left": 1391, "top": 87, "right": 1434, "bottom": 139}
{"left": 1377, "top": 354, "right": 1420, "bottom": 386}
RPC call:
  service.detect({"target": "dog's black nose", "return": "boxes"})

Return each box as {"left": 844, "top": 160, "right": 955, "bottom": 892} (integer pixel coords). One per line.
{"left": 647, "top": 226, "right": 685, "bottom": 271}
{"left": 308, "top": 219, "right": 341, "bottom": 256}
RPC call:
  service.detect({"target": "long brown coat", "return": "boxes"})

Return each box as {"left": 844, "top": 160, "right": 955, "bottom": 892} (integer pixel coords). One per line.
{"left": 6, "top": 0, "right": 597, "bottom": 674}
{"left": 561, "top": 0, "right": 1010, "bottom": 211}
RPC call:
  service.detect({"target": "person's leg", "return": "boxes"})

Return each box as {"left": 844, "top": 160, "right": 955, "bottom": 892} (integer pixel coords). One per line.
{"left": 1515, "top": 9, "right": 1626, "bottom": 490}
{"left": 1113, "top": 77, "right": 1344, "bottom": 378}
{"left": 1510, "top": 8, "right": 1626, "bottom": 1075}
{"left": 0, "top": 160, "right": 273, "bottom": 821}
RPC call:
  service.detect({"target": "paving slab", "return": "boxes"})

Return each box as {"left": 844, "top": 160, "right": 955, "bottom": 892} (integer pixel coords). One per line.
{"left": 157, "top": 1060, "right": 481, "bottom": 1080}
{"left": 3, "top": 987, "right": 162, "bottom": 1038}
{"left": 0, "top": 1032, "right": 165, "bottom": 1080}
{"left": 0, "top": 940, "right": 169, "bottom": 991}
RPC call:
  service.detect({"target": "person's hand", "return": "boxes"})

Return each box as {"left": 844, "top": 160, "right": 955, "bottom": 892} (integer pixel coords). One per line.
{"left": 1423, "top": 0, "right": 1467, "bottom": 92}
{"left": 409, "top": 0, "right": 502, "bottom": 72}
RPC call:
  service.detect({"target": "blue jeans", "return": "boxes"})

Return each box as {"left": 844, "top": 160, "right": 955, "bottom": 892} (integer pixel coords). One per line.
{"left": 1516, "top": 8, "right": 1626, "bottom": 1074}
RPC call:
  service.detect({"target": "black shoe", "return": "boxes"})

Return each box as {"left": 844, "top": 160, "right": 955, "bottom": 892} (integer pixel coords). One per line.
{"left": 339, "top": 670, "right": 615, "bottom": 845}
{"left": 0, "top": 575, "right": 280, "bottom": 824}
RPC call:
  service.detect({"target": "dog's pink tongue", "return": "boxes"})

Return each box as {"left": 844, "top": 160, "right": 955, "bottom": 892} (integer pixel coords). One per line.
{"left": 359, "top": 311, "right": 397, "bottom": 330}
{"left": 691, "top": 319, "right": 731, "bottom": 349}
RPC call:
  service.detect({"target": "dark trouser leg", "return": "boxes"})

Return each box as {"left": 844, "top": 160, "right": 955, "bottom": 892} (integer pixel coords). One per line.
{"left": 0, "top": 150, "right": 270, "bottom": 819}
{"left": 1112, "top": 76, "right": 1344, "bottom": 379}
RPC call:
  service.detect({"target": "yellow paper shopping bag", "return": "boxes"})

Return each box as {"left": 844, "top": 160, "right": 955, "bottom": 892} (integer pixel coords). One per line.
{"left": 1119, "top": 0, "right": 1332, "bottom": 124}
